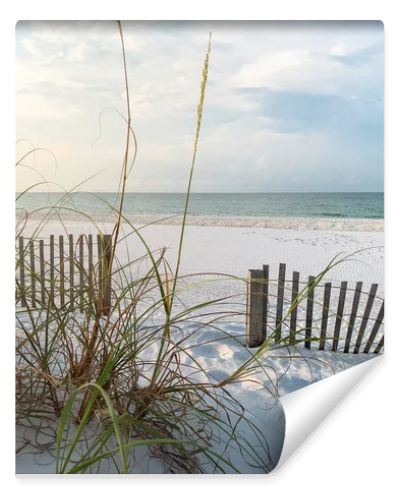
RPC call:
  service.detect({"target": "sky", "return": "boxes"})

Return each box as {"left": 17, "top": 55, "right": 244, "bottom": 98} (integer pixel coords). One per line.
{"left": 16, "top": 21, "right": 384, "bottom": 193}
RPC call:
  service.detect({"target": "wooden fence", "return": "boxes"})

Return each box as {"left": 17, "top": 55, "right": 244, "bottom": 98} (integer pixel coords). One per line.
{"left": 16, "top": 234, "right": 113, "bottom": 315}
{"left": 246, "top": 263, "right": 384, "bottom": 354}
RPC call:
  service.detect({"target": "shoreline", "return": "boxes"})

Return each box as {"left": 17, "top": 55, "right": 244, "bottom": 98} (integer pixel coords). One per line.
{"left": 17, "top": 220, "right": 384, "bottom": 286}
{"left": 16, "top": 212, "right": 384, "bottom": 232}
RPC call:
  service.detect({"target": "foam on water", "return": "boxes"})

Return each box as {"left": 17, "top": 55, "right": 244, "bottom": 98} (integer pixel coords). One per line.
{"left": 17, "top": 212, "right": 383, "bottom": 231}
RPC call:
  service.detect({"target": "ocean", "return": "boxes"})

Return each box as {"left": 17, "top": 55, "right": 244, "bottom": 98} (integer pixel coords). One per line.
{"left": 16, "top": 192, "right": 384, "bottom": 220}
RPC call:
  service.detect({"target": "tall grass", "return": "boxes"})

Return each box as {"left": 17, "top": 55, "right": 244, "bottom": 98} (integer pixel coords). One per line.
{"left": 15, "top": 22, "right": 350, "bottom": 474}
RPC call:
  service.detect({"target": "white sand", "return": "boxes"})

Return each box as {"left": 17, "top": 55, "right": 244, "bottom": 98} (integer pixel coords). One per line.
{"left": 21, "top": 218, "right": 384, "bottom": 284}
{"left": 16, "top": 217, "right": 384, "bottom": 473}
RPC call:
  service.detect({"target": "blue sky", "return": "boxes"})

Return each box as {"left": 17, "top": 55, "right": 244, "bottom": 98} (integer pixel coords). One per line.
{"left": 16, "top": 21, "right": 384, "bottom": 192}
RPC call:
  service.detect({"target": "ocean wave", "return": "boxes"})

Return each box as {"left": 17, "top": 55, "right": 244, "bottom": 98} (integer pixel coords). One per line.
{"left": 17, "top": 210, "right": 384, "bottom": 232}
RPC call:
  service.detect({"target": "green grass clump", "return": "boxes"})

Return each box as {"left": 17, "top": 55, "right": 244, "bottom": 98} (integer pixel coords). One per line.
{"left": 16, "top": 23, "right": 274, "bottom": 474}
{"left": 16, "top": 22, "right": 353, "bottom": 474}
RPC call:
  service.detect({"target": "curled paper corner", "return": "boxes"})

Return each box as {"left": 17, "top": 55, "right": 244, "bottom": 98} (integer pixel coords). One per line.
{"left": 273, "top": 355, "right": 383, "bottom": 472}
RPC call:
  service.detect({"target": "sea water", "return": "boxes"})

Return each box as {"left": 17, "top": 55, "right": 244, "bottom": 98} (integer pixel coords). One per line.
{"left": 16, "top": 192, "right": 384, "bottom": 220}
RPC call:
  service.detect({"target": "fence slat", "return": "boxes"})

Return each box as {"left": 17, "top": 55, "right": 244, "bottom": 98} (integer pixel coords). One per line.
{"left": 88, "top": 234, "right": 94, "bottom": 294}
{"left": 364, "top": 302, "right": 384, "bottom": 354}
{"left": 374, "top": 335, "right": 384, "bottom": 355}
{"left": 97, "top": 234, "right": 112, "bottom": 315}
{"left": 305, "top": 276, "right": 315, "bottom": 349}
{"left": 354, "top": 284, "right": 378, "bottom": 354}
{"left": 18, "top": 236, "right": 26, "bottom": 307}
{"left": 50, "top": 235, "right": 55, "bottom": 304}
{"left": 263, "top": 265, "right": 269, "bottom": 336}
{"left": 246, "top": 269, "right": 266, "bottom": 347}
{"left": 289, "top": 271, "right": 300, "bottom": 344}
{"left": 29, "top": 240, "right": 36, "bottom": 308}
{"left": 97, "top": 234, "right": 103, "bottom": 298}
{"left": 39, "top": 240, "right": 45, "bottom": 305}
{"left": 79, "top": 235, "right": 84, "bottom": 312}
{"left": 275, "top": 263, "right": 286, "bottom": 343}
{"left": 59, "top": 235, "right": 65, "bottom": 307}
{"left": 344, "top": 281, "right": 362, "bottom": 353}
{"left": 101, "top": 234, "right": 112, "bottom": 315}
{"left": 69, "top": 234, "right": 74, "bottom": 306}
{"left": 332, "top": 281, "right": 347, "bottom": 352}
{"left": 319, "top": 282, "right": 332, "bottom": 350}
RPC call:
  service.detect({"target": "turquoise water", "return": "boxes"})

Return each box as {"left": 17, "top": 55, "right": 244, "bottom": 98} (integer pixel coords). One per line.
{"left": 16, "top": 192, "right": 384, "bottom": 219}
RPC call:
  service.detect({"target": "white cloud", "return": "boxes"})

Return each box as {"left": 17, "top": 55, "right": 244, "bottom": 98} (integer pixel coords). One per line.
{"left": 16, "top": 21, "right": 384, "bottom": 193}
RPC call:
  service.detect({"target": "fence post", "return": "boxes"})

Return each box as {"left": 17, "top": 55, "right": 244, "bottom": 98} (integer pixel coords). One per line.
{"left": 332, "top": 281, "right": 347, "bottom": 352}
{"left": 50, "top": 235, "right": 55, "bottom": 306}
{"left": 344, "top": 281, "right": 362, "bottom": 353}
{"left": 99, "top": 234, "right": 112, "bottom": 316}
{"left": 79, "top": 235, "right": 84, "bottom": 313}
{"left": 354, "top": 283, "right": 378, "bottom": 353}
{"left": 88, "top": 234, "right": 94, "bottom": 300}
{"left": 289, "top": 271, "right": 300, "bottom": 345}
{"left": 263, "top": 264, "right": 269, "bottom": 335}
{"left": 374, "top": 335, "right": 384, "bottom": 354}
{"left": 18, "top": 236, "right": 26, "bottom": 307}
{"left": 59, "top": 235, "right": 65, "bottom": 307}
{"left": 29, "top": 240, "right": 36, "bottom": 308}
{"left": 305, "top": 276, "right": 315, "bottom": 349}
{"left": 246, "top": 269, "right": 266, "bottom": 347}
{"left": 39, "top": 240, "right": 45, "bottom": 305}
{"left": 364, "top": 302, "right": 384, "bottom": 354}
{"left": 319, "top": 282, "right": 331, "bottom": 350}
{"left": 275, "top": 263, "right": 286, "bottom": 343}
{"left": 69, "top": 234, "right": 74, "bottom": 307}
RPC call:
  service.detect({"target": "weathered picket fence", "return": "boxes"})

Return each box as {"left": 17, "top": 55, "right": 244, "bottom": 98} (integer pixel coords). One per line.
{"left": 16, "top": 234, "right": 113, "bottom": 315}
{"left": 246, "top": 263, "right": 384, "bottom": 354}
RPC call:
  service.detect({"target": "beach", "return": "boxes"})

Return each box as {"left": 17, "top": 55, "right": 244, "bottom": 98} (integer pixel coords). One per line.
{"left": 16, "top": 213, "right": 384, "bottom": 473}
{"left": 15, "top": 18, "right": 386, "bottom": 480}
{"left": 21, "top": 215, "right": 384, "bottom": 284}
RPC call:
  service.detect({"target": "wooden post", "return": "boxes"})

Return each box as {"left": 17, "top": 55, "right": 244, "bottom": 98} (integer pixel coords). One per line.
{"left": 59, "top": 235, "right": 65, "bottom": 307}
{"left": 332, "top": 281, "right": 347, "bottom": 352}
{"left": 344, "top": 281, "right": 362, "bottom": 353}
{"left": 69, "top": 234, "right": 74, "bottom": 307}
{"left": 104, "top": 234, "right": 112, "bottom": 314}
{"left": 88, "top": 234, "right": 94, "bottom": 299}
{"left": 97, "top": 234, "right": 103, "bottom": 298}
{"left": 305, "top": 276, "right": 315, "bottom": 349}
{"left": 50, "top": 235, "right": 55, "bottom": 305}
{"left": 79, "top": 235, "right": 84, "bottom": 312}
{"left": 275, "top": 263, "right": 286, "bottom": 343}
{"left": 364, "top": 302, "right": 384, "bottom": 354}
{"left": 99, "top": 234, "right": 112, "bottom": 315}
{"left": 319, "top": 282, "right": 332, "bottom": 350}
{"left": 289, "top": 271, "right": 300, "bottom": 345}
{"left": 263, "top": 265, "right": 269, "bottom": 336}
{"left": 354, "top": 284, "right": 378, "bottom": 354}
{"left": 29, "top": 240, "right": 36, "bottom": 308}
{"left": 374, "top": 335, "right": 384, "bottom": 355}
{"left": 18, "top": 236, "right": 26, "bottom": 307}
{"left": 39, "top": 239, "right": 45, "bottom": 305}
{"left": 246, "top": 269, "right": 266, "bottom": 347}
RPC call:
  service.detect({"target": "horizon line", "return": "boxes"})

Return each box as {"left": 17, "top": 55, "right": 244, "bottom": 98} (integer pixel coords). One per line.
{"left": 16, "top": 191, "right": 384, "bottom": 195}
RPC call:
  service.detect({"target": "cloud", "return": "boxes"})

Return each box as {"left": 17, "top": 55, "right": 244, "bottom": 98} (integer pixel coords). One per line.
{"left": 16, "top": 21, "right": 384, "bottom": 193}
{"left": 330, "top": 40, "right": 384, "bottom": 66}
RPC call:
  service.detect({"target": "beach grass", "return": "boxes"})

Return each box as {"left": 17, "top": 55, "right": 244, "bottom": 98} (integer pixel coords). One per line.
{"left": 15, "top": 22, "right": 270, "bottom": 473}
{"left": 14, "top": 21, "right": 374, "bottom": 474}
